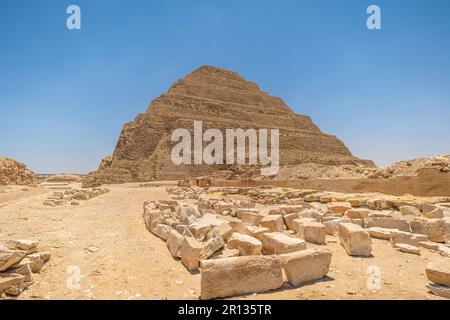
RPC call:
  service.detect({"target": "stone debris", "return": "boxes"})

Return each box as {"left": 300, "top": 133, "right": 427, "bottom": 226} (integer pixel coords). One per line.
{"left": 339, "top": 223, "right": 372, "bottom": 257}
{"left": 200, "top": 255, "right": 283, "bottom": 300}
{"left": 0, "top": 157, "right": 36, "bottom": 186}
{"left": 281, "top": 248, "right": 332, "bottom": 286}
{"left": 394, "top": 243, "right": 421, "bottom": 255}
{"left": 426, "top": 259, "right": 450, "bottom": 287}
{"left": 142, "top": 186, "right": 450, "bottom": 299}
{"left": 43, "top": 188, "right": 110, "bottom": 207}
{"left": 227, "top": 233, "right": 262, "bottom": 256}
{"left": 0, "top": 239, "right": 50, "bottom": 298}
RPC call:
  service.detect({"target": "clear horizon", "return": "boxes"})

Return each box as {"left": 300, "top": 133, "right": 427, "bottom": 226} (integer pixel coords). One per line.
{"left": 1, "top": 0, "right": 450, "bottom": 174}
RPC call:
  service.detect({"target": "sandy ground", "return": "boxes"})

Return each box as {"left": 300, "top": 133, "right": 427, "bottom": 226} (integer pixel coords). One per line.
{"left": 0, "top": 183, "right": 445, "bottom": 300}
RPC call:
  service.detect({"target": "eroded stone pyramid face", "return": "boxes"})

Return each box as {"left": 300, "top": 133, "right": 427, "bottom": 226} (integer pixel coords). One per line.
{"left": 89, "top": 66, "right": 373, "bottom": 183}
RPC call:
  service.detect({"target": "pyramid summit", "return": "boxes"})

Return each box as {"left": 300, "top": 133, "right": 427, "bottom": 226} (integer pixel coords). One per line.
{"left": 85, "top": 66, "right": 374, "bottom": 184}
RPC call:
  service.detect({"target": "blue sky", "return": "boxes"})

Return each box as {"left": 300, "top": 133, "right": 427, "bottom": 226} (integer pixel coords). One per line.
{"left": 1, "top": 0, "right": 449, "bottom": 173}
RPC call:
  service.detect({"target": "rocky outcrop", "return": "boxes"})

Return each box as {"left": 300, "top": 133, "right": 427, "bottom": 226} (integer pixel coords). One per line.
{"left": 0, "top": 157, "right": 36, "bottom": 186}
{"left": 85, "top": 66, "right": 374, "bottom": 184}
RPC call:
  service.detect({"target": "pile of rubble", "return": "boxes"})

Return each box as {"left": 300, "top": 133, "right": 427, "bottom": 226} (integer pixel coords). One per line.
{"left": 0, "top": 157, "right": 36, "bottom": 186}
{"left": 143, "top": 186, "right": 450, "bottom": 299}
{"left": 0, "top": 239, "right": 50, "bottom": 299}
{"left": 43, "top": 188, "right": 110, "bottom": 206}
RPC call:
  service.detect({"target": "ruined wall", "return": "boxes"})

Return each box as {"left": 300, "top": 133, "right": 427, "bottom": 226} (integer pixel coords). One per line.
{"left": 209, "top": 168, "right": 450, "bottom": 197}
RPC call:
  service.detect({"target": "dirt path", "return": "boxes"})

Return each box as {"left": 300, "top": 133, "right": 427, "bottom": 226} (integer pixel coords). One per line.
{"left": 0, "top": 184, "right": 444, "bottom": 300}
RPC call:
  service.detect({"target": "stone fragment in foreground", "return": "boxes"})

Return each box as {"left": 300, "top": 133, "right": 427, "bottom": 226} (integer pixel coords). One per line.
{"left": 390, "top": 230, "right": 428, "bottom": 247}
{"left": 166, "top": 230, "right": 185, "bottom": 258}
{"left": 283, "top": 212, "right": 299, "bottom": 230}
{"left": 199, "top": 236, "right": 225, "bottom": 260}
{"left": 3, "top": 240, "right": 38, "bottom": 253}
{"left": 237, "top": 209, "right": 264, "bottom": 225}
{"left": 297, "top": 222, "right": 326, "bottom": 245}
{"left": 181, "top": 236, "right": 203, "bottom": 271}
{"left": 364, "top": 217, "right": 411, "bottom": 232}
{"left": 345, "top": 208, "right": 370, "bottom": 220}
{"left": 323, "top": 217, "right": 351, "bottom": 235}
{"left": 244, "top": 226, "right": 269, "bottom": 241}
{"left": 260, "top": 215, "right": 285, "bottom": 232}
{"left": 327, "top": 202, "right": 352, "bottom": 215}
{"left": 0, "top": 274, "right": 25, "bottom": 294}
{"left": 410, "top": 218, "right": 447, "bottom": 243}
{"left": 426, "top": 259, "right": 450, "bottom": 287}
{"left": 151, "top": 223, "right": 173, "bottom": 241}
{"left": 228, "top": 233, "right": 262, "bottom": 256}
{"left": 426, "top": 283, "right": 450, "bottom": 299}
{"left": 399, "top": 205, "right": 421, "bottom": 216}
{"left": 339, "top": 223, "right": 372, "bottom": 257}
{"left": 281, "top": 248, "right": 332, "bottom": 286}
{"left": 0, "top": 251, "right": 26, "bottom": 272}
{"left": 260, "top": 232, "right": 307, "bottom": 255}
{"left": 367, "top": 227, "right": 397, "bottom": 240}
{"left": 394, "top": 243, "right": 421, "bottom": 255}
{"left": 200, "top": 255, "right": 283, "bottom": 299}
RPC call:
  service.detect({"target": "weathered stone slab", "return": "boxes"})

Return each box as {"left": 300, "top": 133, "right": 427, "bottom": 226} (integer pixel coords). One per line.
{"left": 260, "top": 232, "right": 307, "bottom": 255}
{"left": 323, "top": 217, "right": 351, "bottom": 235}
{"left": 390, "top": 230, "right": 428, "bottom": 247}
{"left": 228, "top": 233, "right": 262, "bottom": 256}
{"left": 0, "top": 251, "right": 26, "bottom": 272}
{"left": 283, "top": 212, "right": 299, "bottom": 230}
{"left": 426, "top": 259, "right": 450, "bottom": 287}
{"left": 297, "top": 222, "right": 326, "bottom": 245}
{"left": 345, "top": 209, "right": 370, "bottom": 220}
{"left": 327, "top": 202, "right": 352, "bottom": 215}
{"left": 200, "top": 255, "right": 283, "bottom": 299}
{"left": 237, "top": 209, "right": 264, "bottom": 226}
{"left": 394, "top": 243, "right": 420, "bottom": 255}
{"left": 244, "top": 226, "right": 269, "bottom": 241}
{"left": 367, "top": 227, "right": 397, "bottom": 240}
{"left": 364, "top": 217, "right": 411, "bottom": 232}
{"left": 339, "top": 223, "right": 372, "bottom": 257}
{"left": 166, "top": 230, "right": 185, "bottom": 258}
{"left": 281, "top": 248, "right": 332, "bottom": 286}
{"left": 260, "top": 215, "right": 285, "bottom": 232}
{"left": 181, "top": 236, "right": 203, "bottom": 271}
{"left": 200, "top": 236, "right": 225, "bottom": 260}
{"left": 400, "top": 205, "right": 421, "bottom": 216}
{"left": 426, "top": 283, "right": 450, "bottom": 299}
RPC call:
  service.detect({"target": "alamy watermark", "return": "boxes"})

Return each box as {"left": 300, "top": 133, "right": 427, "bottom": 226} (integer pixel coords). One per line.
{"left": 171, "top": 121, "right": 279, "bottom": 175}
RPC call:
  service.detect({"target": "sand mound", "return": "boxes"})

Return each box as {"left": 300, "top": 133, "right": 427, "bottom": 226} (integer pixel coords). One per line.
{"left": 0, "top": 157, "right": 36, "bottom": 185}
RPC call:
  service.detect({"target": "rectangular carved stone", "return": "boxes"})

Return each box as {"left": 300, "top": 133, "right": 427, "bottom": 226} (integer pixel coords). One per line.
{"left": 200, "top": 255, "right": 283, "bottom": 299}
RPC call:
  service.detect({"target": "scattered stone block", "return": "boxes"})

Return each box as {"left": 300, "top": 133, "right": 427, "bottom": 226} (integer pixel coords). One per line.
{"left": 228, "top": 233, "right": 262, "bottom": 256}
{"left": 151, "top": 223, "right": 172, "bottom": 241}
{"left": 345, "top": 208, "right": 370, "bottom": 220}
{"left": 244, "top": 225, "right": 269, "bottom": 241}
{"left": 327, "top": 202, "right": 352, "bottom": 215}
{"left": 367, "top": 227, "right": 397, "bottom": 240}
{"left": 260, "top": 232, "right": 307, "bottom": 255}
{"left": 260, "top": 215, "right": 285, "bottom": 232}
{"left": 364, "top": 217, "right": 411, "bottom": 232}
{"left": 210, "top": 248, "right": 240, "bottom": 259}
{"left": 400, "top": 205, "right": 421, "bottom": 216}
{"left": 297, "top": 221, "right": 326, "bottom": 245}
{"left": 292, "top": 218, "right": 316, "bottom": 233}
{"left": 0, "top": 251, "right": 26, "bottom": 272}
{"left": 394, "top": 243, "right": 420, "bottom": 255}
{"left": 200, "top": 236, "right": 225, "bottom": 260}
{"left": 410, "top": 218, "right": 447, "bottom": 243}
{"left": 166, "top": 230, "right": 185, "bottom": 258}
{"left": 181, "top": 236, "right": 203, "bottom": 271}
{"left": 426, "top": 259, "right": 450, "bottom": 287}
{"left": 283, "top": 212, "right": 299, "bottom": 230}
{"left": 323, "top": 217, "right": 351, "bottom": 235}
{"left": 237, "top": 209, "right": 264, "bottom": 225}
{"left": 426, "top": 283, "right": 450, "bottom": 299}
{"left": 281, "top": 248, "right": 332, "bottom": 286}
{"left": 200, "top": 256, "right": 283, "bottom": 299}
{"left": 339, "top": 223, "right": 372, "bottom": 257}
{"left": 390, "top": 230, "right": 428, "bottom": 247}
